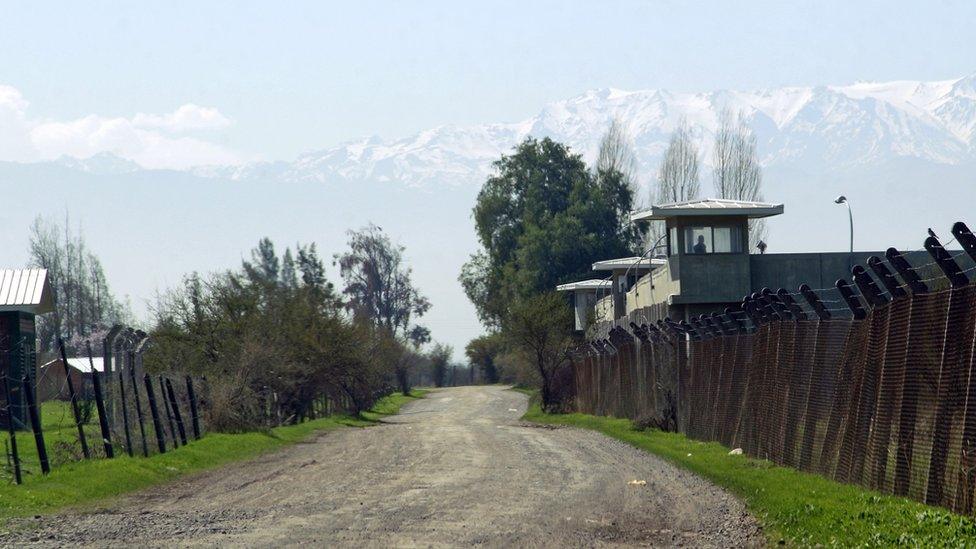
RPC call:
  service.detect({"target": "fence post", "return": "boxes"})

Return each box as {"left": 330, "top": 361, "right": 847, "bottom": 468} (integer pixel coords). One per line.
{"left": 22, "top": 374, "right": 49, "bottom": 474}
{"left": 185, "top": 376, "right": 202, "bottom": 440}
{"left": 712, "top": 312, "right": 734, "bottom": 336}
{"left": 143, "top": 375, "right": 167, "bottom": 454}
{"left": 726, "top": 308, "right": 748, "bottom": 334}
{"left": 764, "top": 288, "right": 792, "bottom": 320}
{"left": 88, "top": 342, "right": 113, "bottom": 459}
{"left": 925, "top": 235, "right": 970, "bottom": 288}
{"left": 886, "top": 247, "right": 928, "bottom": 294}
{"left": 102, "top": 325, "right": 124, "bottom": 440}
{"left": 160, "top": 377, "right": 179, "bottom": 448}
{"left": 2, "top": 373, "right": 22, "bottom": 484}
{"left": 777, "top": 289, "right": 807, "bottom": 320}
{"left": 952, "top": 221, "right": 976, "bottom": 263}
{"left": 117, "top": 360, "right": 134, "bottom": 457}
{"left": 852, "top": 266, "right": 889, "bottom": 308}
{"left": 742, "top": 296, "right": 764, "bottom": 328}
{"left": 836, "top": 279, "right": 867, "bottom": 319}
{"left": 867, "top": 256, "right": 908, "bottom": 299}
{"left": 165, "top": 378, "right": 188, "bottom": 446}
{"left": 58, "top": 338, "right": 90, "bottom": 459}
{"left": 799, "top": 284, "right": 831, "bottom": 321}
{"left": 127, "top": 348, "right": 148, "bottom": 457}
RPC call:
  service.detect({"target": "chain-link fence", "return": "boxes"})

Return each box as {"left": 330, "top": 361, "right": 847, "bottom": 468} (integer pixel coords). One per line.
{"left": 573, "top": 222, "right": 976, "bottom": 515}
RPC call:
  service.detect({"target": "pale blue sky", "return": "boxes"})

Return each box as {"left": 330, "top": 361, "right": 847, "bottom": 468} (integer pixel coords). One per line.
{"left": 2, "top": 1, "right": 975, "bottom": 162}
{"left": 2, "top": 2, "right": 975, "bottom": 360}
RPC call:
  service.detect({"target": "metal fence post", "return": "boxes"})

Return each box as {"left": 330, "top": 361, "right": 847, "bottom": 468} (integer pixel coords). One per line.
{"left": 2, "top": 373, "right": 22, "bottom": 484}
{"left": 144, "top": 374, "right": 167, "bottom": 454}
{"left": 88, "top": 342, "right": 114, "bottom": 459}
{"left": 22, "top": 374, "right": 49, "bottom": 474}
{"left": 185, "top": 376, "right": 202, "bottom": 440}
{"left": 58, "top": 337, "right": 90, "bottom": 459}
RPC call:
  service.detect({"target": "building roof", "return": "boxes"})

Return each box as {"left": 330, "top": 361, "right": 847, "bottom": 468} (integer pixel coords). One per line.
{"left": 591, "top": 257, "right": 667, "bottom": 272}
{"left": 630, "top": 198, "right": 785, "bottom": 222}
{"left": 555, "top": 279, "right": 612, "bottom": 292}
{"left": 41, "top": 357, "right": 105, "bottom": 374}
{"left": 0, "top": 269, "right": 55, "bottom": 314}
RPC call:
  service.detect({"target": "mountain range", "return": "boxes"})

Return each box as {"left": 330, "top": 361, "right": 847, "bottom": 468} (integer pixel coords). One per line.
{"left": 181, "top": 73, "right": 976, "bottom": 188}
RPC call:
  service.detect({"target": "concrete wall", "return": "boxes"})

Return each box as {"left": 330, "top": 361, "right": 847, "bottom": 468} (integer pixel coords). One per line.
{"left": 672, "top": 253, "right": 752, "bottom": 304}
{"left": 750, "top": 250, "right": 976, "bottom": 294}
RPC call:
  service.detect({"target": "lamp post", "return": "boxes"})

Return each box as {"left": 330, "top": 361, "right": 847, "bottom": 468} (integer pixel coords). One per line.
{"left": 834, "top": 195, "right": 853, "bottom": 253}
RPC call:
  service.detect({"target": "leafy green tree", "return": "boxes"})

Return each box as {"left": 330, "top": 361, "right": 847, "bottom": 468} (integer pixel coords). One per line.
{"left": 428, "top": 343, "right": 453, "bottom": 388}
{"left": 242, "top": 237, "right": 280, "bottom": 287}
{"left": 148, "top": 236, "right": 404, "bottom": 430}
{"left": 336, "top": 224, "right": 431, "bottom": 394}
{"left": 465, "top": 333, "right": 503, "bottom": 384}
{"left": 503, "top": 292, "right": 575, "bottom": 412}
{"left": 460, "top": 137, "right": 640, "bottom": 327}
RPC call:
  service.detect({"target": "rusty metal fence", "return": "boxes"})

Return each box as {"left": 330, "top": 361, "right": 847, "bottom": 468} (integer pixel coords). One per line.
{"left": 572, "top": 222, "right": 976, "bottom": 515}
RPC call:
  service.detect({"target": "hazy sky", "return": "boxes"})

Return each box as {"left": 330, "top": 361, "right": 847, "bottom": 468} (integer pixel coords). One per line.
{"left": 2, "top": 1, "right": 975, "bottom": 360}
{"left": 2, "top": 1, "right": 975, "bottom": 166}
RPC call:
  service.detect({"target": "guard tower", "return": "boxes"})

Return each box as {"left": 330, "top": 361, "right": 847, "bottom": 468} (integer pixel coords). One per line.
{"left": 0, "top": 269, "right": 54, "bottom": 429}
{"left": 629, "top": 199, "right": 784, "bottom": 320}
{"left": 556, "top": 279, "right": 610, "bottom": 332}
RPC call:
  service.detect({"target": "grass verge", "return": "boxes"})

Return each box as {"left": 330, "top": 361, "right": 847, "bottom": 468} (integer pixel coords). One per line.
{"left": 0, "top": 390, "right": 426, "bottom": 523}
{"left": 522, "top": 401, "right": 976, "bottom": 547}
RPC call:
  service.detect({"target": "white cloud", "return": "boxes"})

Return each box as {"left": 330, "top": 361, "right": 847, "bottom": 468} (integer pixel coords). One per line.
{"left": 0, "top": 84, "right": 241, "bottom": 170}
{"left": 132, "top": 104, "right": 232, "bottom": 132}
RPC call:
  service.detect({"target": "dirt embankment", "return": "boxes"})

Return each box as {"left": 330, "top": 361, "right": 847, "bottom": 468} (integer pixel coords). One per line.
{"left": 2, "top": 385, "right": 761, "bottom": 547}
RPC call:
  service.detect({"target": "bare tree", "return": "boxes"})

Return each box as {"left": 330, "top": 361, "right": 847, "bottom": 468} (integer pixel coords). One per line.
{"left": 595, "top": 119, "right": 646, "bottom": 250}
{"left": 28, "top": 214, "right": 130, "bottom": 353}
{"left": 596, "top": 118, "right": 639, "bottom": 191}
{"left": 712, "top": 109, "right": 767, "bottom": 250}
{"left": 657, "top": 120, "right": 701, "bottom": 204}
{"left": 652, "top": 120, "right": 701, "bottom": 253}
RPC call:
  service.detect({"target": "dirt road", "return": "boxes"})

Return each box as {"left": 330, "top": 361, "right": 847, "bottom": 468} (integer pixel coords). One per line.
{"left": 3, "top": 386, "right": 761, "bottom": 547}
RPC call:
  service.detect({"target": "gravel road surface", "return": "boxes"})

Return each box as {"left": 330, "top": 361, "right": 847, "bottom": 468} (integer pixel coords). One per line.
{"left": 2, "top": 385, "right": 762, "bottom": 547}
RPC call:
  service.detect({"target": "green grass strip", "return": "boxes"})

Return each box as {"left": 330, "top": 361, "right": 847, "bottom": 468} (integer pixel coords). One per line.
{"left": 522, "top": 402, "right": 976, "bottom": 547}
{"left": 0, "top": 390, "right": 426, "bottom": 523}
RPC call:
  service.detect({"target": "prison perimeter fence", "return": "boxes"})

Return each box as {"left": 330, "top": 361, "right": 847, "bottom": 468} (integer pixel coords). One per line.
{"left": 572, "top": 221, "right": 976, "bottom": 515}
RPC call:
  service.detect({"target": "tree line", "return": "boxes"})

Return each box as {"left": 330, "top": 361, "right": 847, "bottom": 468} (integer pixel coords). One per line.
{"left": 25, "top": 216, "right": 464, "bottom": 431}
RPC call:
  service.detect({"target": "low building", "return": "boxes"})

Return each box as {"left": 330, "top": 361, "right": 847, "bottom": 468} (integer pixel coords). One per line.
{"left": 37, "top": 356, "right": 104, "bottom": 401}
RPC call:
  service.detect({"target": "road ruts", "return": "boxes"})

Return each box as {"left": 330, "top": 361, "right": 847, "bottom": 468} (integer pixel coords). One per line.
{"left": 1, "top": 385, "right": 762, "bottom": 547}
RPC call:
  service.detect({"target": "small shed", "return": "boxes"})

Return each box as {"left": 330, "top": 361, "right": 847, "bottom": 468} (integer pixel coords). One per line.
{"left": 37, "top": 357, "right": 103, "bottom": 401}
{"left": 0, "top": 269, "right": 55, "bottom": 429}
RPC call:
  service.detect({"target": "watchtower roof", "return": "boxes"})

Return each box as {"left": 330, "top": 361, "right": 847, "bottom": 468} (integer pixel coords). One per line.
{"left": 591, "top": 257, "right": 666, "bottom": 272}
{"left": 555, "top": 279, "right": 612, "bottom": 292}
{"left": 630, "top": 198, "right": 784, "bottom": 222}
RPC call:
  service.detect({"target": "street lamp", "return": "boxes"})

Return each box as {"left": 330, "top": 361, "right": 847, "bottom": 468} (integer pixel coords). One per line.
{"left": 834, "top": 195, "right": 853, "bottom": 253}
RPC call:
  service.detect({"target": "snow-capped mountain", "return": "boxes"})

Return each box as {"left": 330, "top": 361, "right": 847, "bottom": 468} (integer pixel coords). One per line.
{"left": 53, "top": 152, "right": 142, "bottom": 175}
{"left": 196, "top": 74, "right": 976, "bottom": 188}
